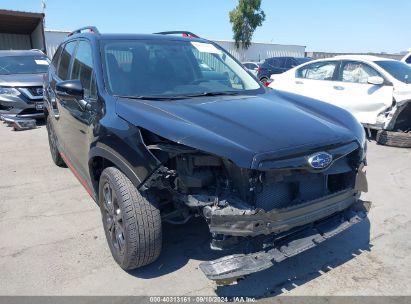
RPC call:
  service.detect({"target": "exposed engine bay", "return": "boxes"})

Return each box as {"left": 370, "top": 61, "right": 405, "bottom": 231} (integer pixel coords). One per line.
{"left": 140, "top": 129, "right": 368, "bottom": 243}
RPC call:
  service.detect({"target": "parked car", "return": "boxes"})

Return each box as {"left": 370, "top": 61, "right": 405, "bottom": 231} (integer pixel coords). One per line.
{"left": 44, "top": 27, "right": 369, "bottom": 282}
{"left": 242, "top": 61, "right": 260, "bottom": 76}
{"left": 269, "top": 55, "right": 411, "bottom": 147}
{"left": 0, "top": 50, "right": 49, "bottom": 119}
{"left": 257, "top": 56, "right": 312, "bottom": 83}
{"left": 401, "top": 49, "right": 411, "bottom": 66}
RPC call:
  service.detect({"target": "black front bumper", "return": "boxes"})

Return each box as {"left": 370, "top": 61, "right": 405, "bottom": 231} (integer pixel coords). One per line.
{"left": 208, "top": 189, "right": 361, "bottom": 237}
{"left": 200, "top": 199, "right": 370, "bottom": 283}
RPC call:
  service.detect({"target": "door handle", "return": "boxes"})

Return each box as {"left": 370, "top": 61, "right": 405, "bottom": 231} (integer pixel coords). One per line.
{"left": 333, "top": 85, "right": 345, "bottom": 90}
{"left": 295, "top": 81, "right": 304, "bottom": 84}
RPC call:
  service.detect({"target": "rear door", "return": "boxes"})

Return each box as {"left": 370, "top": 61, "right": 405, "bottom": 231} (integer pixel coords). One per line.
{"left": 330, "top": 60, "right": 393, "bottom": 125}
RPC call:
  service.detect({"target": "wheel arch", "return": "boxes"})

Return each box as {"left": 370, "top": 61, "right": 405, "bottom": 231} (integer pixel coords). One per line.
{"left": 89, "top": 146, "right": 143, "bottom": 200}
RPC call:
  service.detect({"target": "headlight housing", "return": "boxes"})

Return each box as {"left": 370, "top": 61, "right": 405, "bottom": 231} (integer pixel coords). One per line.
{"left": 0, "top": 87, "right": 20, "bottom": 96}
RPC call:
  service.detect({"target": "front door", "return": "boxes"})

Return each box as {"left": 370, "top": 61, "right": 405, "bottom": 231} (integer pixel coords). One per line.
{"left": 54, "top": 40, "right": 98, "bottom": 180}
{"left": 331, "top": 60, "right": 393, "bottom": 125}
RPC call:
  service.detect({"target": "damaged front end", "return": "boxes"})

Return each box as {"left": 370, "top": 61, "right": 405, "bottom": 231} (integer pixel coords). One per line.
{"left": 138, "top": 130, "right": 369, "bottom": 282}
{"left": 379, "top": 99, "right": 411, "bottom": 132}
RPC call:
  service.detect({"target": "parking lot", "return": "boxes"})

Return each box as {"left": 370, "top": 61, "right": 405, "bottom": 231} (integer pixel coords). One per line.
{"left": 0, "top": 121, "right": 410, "bottom": 297}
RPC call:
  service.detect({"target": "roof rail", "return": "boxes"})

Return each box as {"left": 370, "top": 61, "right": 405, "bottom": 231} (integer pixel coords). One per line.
{"left": 154, "top": 31, "right": 199, "bottom": 38}
{"left": 68, "top": 26, "right": 100, "bottom": 37}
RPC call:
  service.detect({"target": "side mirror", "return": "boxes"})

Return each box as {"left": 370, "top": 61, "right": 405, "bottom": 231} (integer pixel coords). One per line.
{"left": 56, "top": 80, "right": 84, "bottom": 100}
{"left": 367, "top": 76, "right": 384, "bottom": 85}
{"left": 56, "top": 80, "right": 92, "bottom": 111}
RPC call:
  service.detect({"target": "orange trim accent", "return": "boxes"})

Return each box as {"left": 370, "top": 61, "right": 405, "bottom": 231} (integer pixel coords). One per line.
{"left": 60, "top": 152, "right": 94, "bottom": 197}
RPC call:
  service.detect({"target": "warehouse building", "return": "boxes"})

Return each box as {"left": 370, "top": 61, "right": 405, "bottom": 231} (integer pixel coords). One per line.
{"left": 42, "top": 30, "right": 306, "bottom": 61}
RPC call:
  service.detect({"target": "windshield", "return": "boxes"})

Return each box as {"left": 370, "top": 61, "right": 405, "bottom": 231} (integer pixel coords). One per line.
{"left": 0, "top": 55, "right": 49, "bottom": 75}
{"left": 102, "top": 39, "right": 263, "bottom": 97}
{"left": 375, "top": 60, "right": 411, "bottom": 84}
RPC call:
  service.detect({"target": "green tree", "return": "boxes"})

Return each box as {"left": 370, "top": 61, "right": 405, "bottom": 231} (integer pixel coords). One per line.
{"left": 229, "top": 0, "right": 266, "bottom": 50}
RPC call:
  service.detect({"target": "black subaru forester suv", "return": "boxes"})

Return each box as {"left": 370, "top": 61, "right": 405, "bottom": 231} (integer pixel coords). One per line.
{"left": 44, "top": 27, "right": 369, "bottom": 282}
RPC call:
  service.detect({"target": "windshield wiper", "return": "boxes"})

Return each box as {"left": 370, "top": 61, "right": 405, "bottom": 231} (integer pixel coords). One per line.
{"left": 181, "top": 91, "right": 242, "bottom": 97}
{"left": 117, "top": 92, "right": 242, "bottom": 101}
{"left": 117, "top": 95, "right": 190, "bottom": 101}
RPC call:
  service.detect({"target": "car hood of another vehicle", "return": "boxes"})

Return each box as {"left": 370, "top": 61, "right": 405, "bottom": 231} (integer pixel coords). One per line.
{"left": 0, "top": 73, "right": 44, "bottom": 87}
{"left": 116, "top": 91, "right": 363, "bottom": 169}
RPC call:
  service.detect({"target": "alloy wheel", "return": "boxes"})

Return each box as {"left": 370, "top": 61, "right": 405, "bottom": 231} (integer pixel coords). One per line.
{"left": 102, "top": 182, "right": 126, "bottom": 255}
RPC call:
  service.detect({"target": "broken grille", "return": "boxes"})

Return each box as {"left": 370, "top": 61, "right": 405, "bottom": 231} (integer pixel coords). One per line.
{"left": 255, "top": 148, "right": 360, "bottom": 211}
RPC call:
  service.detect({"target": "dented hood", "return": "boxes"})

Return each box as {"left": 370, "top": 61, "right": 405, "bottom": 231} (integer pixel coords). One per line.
{"left": 116, "top": 91, "right": 363, "bottom": 168}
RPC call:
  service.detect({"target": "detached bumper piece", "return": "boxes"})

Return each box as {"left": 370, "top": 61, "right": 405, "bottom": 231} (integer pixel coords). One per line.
{"left": 0, "top": 114, "right": 37, "bottom": 131}
{"left": 200, "top": 200, "right": 370, "bottom": 283}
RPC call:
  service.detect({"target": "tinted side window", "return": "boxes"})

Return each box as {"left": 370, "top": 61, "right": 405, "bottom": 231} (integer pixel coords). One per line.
{"left": 340, "top": 61, "right": 380, "bottom": 83}
{"left": 70, "top": 41, "right": 96, "bottom": 98}
{"left": 296, "top": 61, "right": 338, "bottom": 80}
{"left": 279, "top": 58, "right": 288, "bottom": 68}
{"left": 284, "top": 58, "right": 295, "bottom": 68}
{"left": 265, "top": 58, "right": 281, "bottom": 68}
{"left": 51, "top": 45, "right": 62, "bottom": 69}
{"left": 57, "top": 41, "right": 77, "bottom": 80}
{"left": 405, "top": 55, "right": 411, "bottom": 64}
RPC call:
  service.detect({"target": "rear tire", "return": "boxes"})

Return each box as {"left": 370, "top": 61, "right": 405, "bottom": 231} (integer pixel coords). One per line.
{"left": 376, "top": 130, "right": 411, "bottom": 148}
{"left": 99, "top": 167, "right": 162, "bottom": 270}
{"left": 46, "top": 115, "right": 66, "bottom": 167}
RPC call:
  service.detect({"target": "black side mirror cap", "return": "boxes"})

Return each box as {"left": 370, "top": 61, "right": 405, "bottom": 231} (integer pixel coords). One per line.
{"left": 56, "top": 80, "right": 84, "bottom": 100}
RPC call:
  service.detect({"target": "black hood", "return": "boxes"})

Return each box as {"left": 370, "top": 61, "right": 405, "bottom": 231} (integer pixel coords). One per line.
{"left": 116, "top": 91, "right": 364, "bottom": 168}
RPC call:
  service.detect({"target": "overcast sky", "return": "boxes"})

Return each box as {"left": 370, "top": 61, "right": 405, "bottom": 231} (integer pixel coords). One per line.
{"left": 2, "top": 0, "right": 409, "bottom": 53}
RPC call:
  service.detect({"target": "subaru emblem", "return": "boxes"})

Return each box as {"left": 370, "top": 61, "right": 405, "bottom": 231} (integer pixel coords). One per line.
{"left": 308, "top": 152, "right": 333, "bottom": 169}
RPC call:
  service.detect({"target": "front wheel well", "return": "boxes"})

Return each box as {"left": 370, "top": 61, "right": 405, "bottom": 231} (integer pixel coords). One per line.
{"left": 90, "top": 156, "right": 115, "bottom": 198}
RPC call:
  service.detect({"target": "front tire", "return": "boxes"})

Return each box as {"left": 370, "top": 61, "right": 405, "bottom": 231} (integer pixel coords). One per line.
{"left": 99, "top": 167, "right": 162, "bottom": 270}
{"left": 46, "top": 115, "right": 65, "bottom": 167}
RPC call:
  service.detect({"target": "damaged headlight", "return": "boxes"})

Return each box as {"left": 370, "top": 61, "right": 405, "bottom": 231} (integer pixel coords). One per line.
{"left": 0, "top": 87, "right": 20, "bottom": 96}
